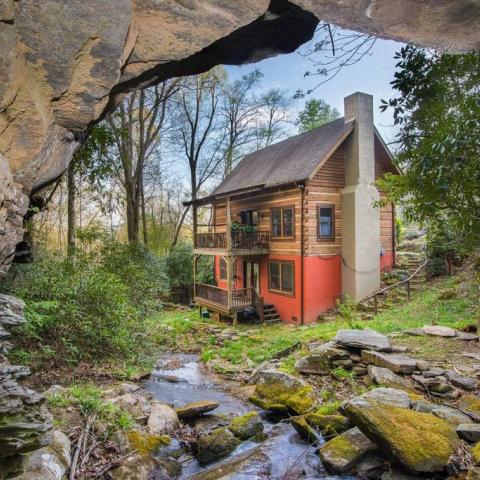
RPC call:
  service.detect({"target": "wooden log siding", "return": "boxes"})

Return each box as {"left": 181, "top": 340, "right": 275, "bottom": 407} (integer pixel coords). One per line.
{"left": 304, "top": 147, "right": 345, "bottom": 256}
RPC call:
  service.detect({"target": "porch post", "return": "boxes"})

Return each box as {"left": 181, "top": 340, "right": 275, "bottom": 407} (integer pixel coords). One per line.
{"left": 226, "top": 197, "right": 232, "bottom": 310}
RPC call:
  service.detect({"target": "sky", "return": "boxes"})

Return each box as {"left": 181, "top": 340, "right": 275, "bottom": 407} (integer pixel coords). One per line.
{"left": 226, "top": 34, "right": 405, "bottom": 144}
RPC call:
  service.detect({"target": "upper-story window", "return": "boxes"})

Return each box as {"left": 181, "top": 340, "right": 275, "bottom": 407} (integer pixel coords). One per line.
{"left": 239, "top": 210, "right": 258, "bottom": 227}
{"left": 271, "top": 206, "right": 295, "bottom": 239}
{"left": 317, "top": 204, "right": 335, "bottom": 240}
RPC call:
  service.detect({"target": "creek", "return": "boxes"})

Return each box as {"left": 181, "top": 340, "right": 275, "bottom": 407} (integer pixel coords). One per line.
{"left": 143, "top": 353, "right": 357, "bottom": 480}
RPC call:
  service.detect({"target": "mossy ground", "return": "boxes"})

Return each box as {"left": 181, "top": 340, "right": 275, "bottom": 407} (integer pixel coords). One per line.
{"left": 127, "top": 431, "right": 170, "bottom": 456}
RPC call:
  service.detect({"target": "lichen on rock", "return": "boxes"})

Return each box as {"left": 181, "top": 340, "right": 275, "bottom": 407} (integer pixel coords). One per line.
{"left": 228, "top": 411, "right": 263, "bottom": 440}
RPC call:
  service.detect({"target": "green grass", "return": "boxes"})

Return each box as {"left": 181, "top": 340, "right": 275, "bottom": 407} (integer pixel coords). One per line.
{"left": 195, "top": 271, "right": 479, "bottom": 369}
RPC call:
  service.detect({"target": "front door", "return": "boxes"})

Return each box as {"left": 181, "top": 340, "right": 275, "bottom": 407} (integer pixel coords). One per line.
{"left": 244, "top": 260, "right": 260, "bottom": 294}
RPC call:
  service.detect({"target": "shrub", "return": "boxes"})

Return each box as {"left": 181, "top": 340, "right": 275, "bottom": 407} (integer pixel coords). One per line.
{"left": 426, "top": 222, "right": 464, "bottom": 277}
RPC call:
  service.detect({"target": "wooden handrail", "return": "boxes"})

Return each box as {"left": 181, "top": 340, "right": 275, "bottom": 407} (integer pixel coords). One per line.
{"left": 362, "top": 259, "right": 428, "bottom": 314}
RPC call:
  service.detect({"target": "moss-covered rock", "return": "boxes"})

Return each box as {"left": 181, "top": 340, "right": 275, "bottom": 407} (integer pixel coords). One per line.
{"left": 126, "top": 430, "right": 170, "bottom": 456}
{"left": 344, "top": 397, "right": 459, "bottom": 474}
{"left": 290, "top": 415, "right": 317, "bottom": 442}
{"left": 196, "top": 427, "right": 240, "bottom": 465}
{"left": 306, "top": 413, "right": 351, "bottom": 436}
{"left": 228, "top": 411, "right": 263, "bottom": 440}
{"left": 459, "top": 395, "right": 480, "bottom": 421}
{"left": 249, "top": 370, "right": 315, "bottom": 415}
{"left": 472, "top": 442, "right": 480, "bottom": 465}
{"left": 319, "top": 427, "right": 376, "bottom": 473}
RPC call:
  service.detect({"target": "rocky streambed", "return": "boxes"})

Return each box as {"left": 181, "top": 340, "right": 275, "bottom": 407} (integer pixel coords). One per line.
{"left": 142, "top": 353, "right": 355, "bottom": 479}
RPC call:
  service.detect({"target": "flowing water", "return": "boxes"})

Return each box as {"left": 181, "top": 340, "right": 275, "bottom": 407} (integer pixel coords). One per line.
{"left": 143, "top": 353, "right": 357, "bottom": 480}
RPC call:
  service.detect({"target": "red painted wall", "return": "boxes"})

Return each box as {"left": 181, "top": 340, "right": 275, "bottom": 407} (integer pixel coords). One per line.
{"left": 380, "top": 251, "right": 394, "bottom": 272}
{"left": 303, "top": 255, "right": 342, "bottom": 323}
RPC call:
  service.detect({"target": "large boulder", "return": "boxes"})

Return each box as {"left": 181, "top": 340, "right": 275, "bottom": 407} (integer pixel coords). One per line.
{"left": 249, "top": 370, "right": 315, "bottom": 415}
{"left": 175, "top": 400, "right": 219, "bottom": 419}
{"left": 319, "top": 427, "right": 377, "bottom": 473}
{"left": 228, "top": 411, "right": 263, "bottom": 440}
{"left": 196, "top": 427, "right": 240, "bottom": 465}
{"left": 147, "top": 402, "right": 179, "bottom": 435}
{"left": 343, "top": 390, "right": 460, "bottom": 473}
{"left": 11, "top": 430, "right": 71, "bottom": 480}
{"left": 334, "top": 329, "right": 391, "bottom": 352}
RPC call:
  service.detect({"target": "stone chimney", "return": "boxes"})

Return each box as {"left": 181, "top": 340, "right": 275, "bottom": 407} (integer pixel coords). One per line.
{"left": 341, "top": 92, "right": 380, "bottom": 300}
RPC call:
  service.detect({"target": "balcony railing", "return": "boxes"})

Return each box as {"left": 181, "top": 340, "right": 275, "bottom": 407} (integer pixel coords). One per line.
{"left": 194, "top": 230, "right": 269, "bottom": 251}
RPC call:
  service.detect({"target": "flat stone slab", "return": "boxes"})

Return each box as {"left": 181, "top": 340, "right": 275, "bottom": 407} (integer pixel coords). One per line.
{"left": 431, "top": 405, "right": 473, "bottom": 425}
{"left": 445, "top": 370, "right": 477, "bottom": 391}
{"left": 423, "top": 325, "right": 456, "bottom": 337}
{"left": 361, "top": 350, "right": 417, "bottom": 374}
{"left": 423, "top": 368, "right": 445, "bottom": 378}
{"left": 404, "top": 328, "right": 426, "bottom": 336}
{"left": 359, "top": 387, "right": 411, "bottom": 409}
{"left": 176, "top": 400, "right": 219, "bottom": 419}
{"left": 368, "top": 365, "right": 412, "bottom": 390}
{"left": 456, "top": 423, "right": 480, "bottom": 442}
{"left": 334, "top": 329, "right": 391, "bottom": 352}
{"left": 455, "top": 331, "right": 479, "bottom": 341}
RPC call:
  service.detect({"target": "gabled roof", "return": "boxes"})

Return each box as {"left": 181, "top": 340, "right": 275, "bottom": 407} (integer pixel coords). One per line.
{"left": 212, "top": 117, "right": 354, "bottom": 198}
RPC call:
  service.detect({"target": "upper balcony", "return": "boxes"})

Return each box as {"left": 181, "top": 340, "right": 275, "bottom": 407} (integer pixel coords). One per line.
{"left": 194, "top": 229, "right": 270, "bottom": 255}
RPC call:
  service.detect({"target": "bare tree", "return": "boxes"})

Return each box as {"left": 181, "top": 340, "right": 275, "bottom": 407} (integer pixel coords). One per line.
{"left": 105, "top": 80, "right": 181, "bottom": 242}
{"left": 169, "top": 68, "right": 227, "bottom": 247}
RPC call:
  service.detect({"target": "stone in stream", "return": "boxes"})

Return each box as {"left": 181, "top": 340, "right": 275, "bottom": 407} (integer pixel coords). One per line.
{"left": 319, "top": 427, "right": 377, "bottom": 473}
{"left": 456, "top": 423, "right": 480, "bottom": 442}
{"left": 189, "top": 447, "right": 272, "bottom": 479}
{"left": 291, "top": 413, "right": 351, "bottom": 441}
{"left": 423, "top": 325, "right": 457, "bottom": 337}
{"left": 343, "top": 389, "right": 460, "bottom": 474}
{"left": 356, "top": 453, "right": 386, "bottom": 480}
{"left": 367, "top": 365, "right": 412, "bottom": 390}
{"left": 361, "top": 350, "right": 417, "bottom": 374}
{"left": 381, "top": 472, "right": 424, "bottom": 480}
{"left": 249, "top": 370, "right": 315, "bottom": 415}
{"left": 445, "top": 370, "right": 477, "bottom": 391}
{"left": 147, "top": 402, "right": 179, "bottom": 434}
{"left": 334, "top": 329, "right": 391, "bottom": 352}
{"left": 196, "top": 427, "right": 240, "bottom": 465}
{"left": 175, "top": 400, "right": 219, "bottom": 419}
{"left": 228, "top": 411, "right": 263, "bottom": 440}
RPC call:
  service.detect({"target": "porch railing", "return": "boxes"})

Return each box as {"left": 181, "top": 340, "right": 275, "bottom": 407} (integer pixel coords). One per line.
{"left": 194, "top": 230, "right": 270, "bottom": 250}
{"left": 194, "top": 283, "right": 257, "bottom": 310}
{"left": 231, "top": 230, "right": 270, "bottom": 250}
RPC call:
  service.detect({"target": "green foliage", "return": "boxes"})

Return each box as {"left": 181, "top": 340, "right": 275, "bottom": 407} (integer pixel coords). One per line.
{"left": 395, "top": 217, "right": 403, "bottom": 244}
{"left": 1, "top": 237, "right": 170, "bottom": 364}
{"left": 426, "top": 221, "right": 464, "bottom": 277}
{"left": 380, "top": 46, "right": 480, "bottom": 250}
{"left": 296, "top": 98, "right": 340, "bottom": 133}
{"left": 336, "top": 295, "right": 358, "bottom": 327}
{"left": 164, "top": 242, "right": 213, "bottom": 288}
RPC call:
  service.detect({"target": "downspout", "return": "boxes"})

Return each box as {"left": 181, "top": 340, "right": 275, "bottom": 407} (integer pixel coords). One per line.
{"left": 299, "top": 183, "right": 305, "bottom": 325}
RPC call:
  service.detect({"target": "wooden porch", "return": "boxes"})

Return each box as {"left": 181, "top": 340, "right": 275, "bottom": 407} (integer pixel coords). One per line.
{"left": 193, "top": 282, "right": 265, "bottom": 325}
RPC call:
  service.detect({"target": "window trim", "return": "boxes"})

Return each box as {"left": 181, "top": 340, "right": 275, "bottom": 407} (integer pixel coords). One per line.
{"left": 317, "top": 203, "right": 336, "bottom": 241}
{"left": 268, "top": 259, "right": 295, "bottom": 296}
{"left": 270, "top": 206, "right": 295, "bottom": 240}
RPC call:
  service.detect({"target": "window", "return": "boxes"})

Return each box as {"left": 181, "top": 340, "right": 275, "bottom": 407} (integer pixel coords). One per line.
{"left": 317, "top": 204, "right": 335, "bottom": 240}
{"left": 269, "top": 260, "right": 294, "bottom": 294}
{"left": 219, "top": 258, "right": 236, "bottom": 281}
{"left": 271, "top": 207, "right": 295, "bottom": 239}
{"left": 219, "top": 258, "right": 227, "bottom": 280}
{"left": 239, "top": 210, "right": 258, "bottom": 226}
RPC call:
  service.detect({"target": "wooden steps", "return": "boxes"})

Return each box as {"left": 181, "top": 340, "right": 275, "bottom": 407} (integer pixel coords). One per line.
{"left": 263, "top": 303, "right": 282, "bottom": 324}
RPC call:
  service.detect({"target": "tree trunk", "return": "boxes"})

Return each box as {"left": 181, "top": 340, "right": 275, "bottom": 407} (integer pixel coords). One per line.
{"left": 125, "top": 183, "right": 139, "bottom": 243}
{"left": 67, "top": 161, "right": 76, "bottom": 254}
{"left": 140, "top": 175, "right": 148, "bottom": 245}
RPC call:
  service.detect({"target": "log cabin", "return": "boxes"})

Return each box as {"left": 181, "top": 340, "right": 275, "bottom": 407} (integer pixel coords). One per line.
{"left": 185, "top": 92, "right": 398, "bottom": 325}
